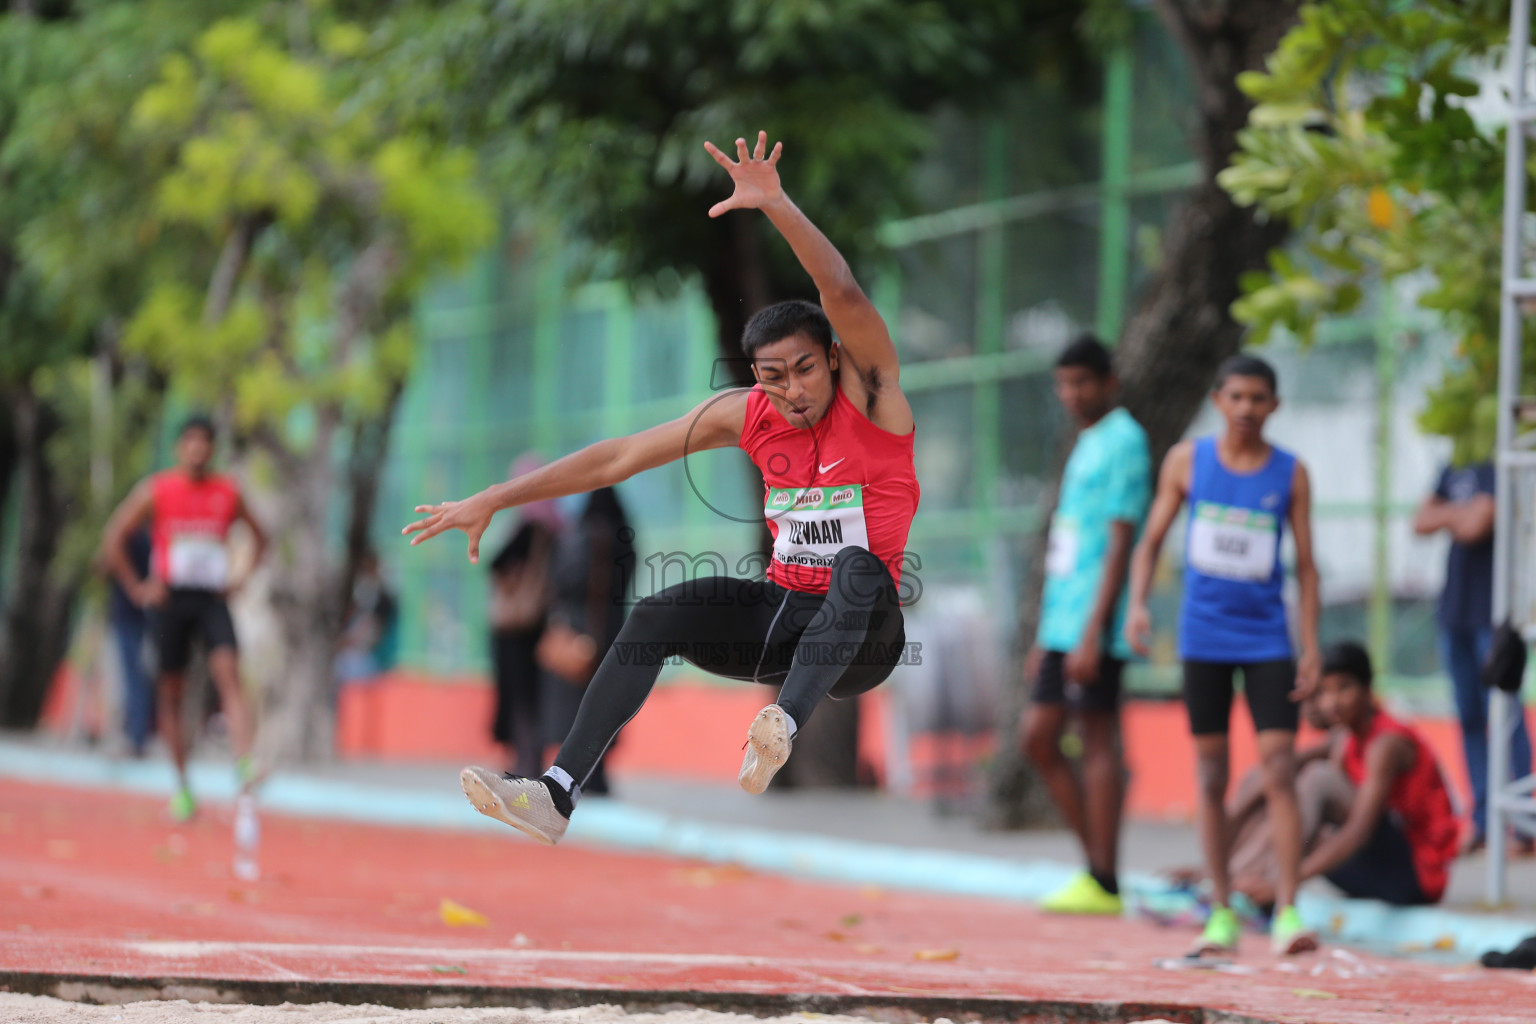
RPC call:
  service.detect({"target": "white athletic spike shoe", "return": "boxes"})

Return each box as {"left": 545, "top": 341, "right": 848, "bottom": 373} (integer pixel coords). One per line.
{"left": 460, "top": 767, "right": 568, "bottom": 845}
{"left": 739, "top": 704, "right": 792, "bottom": 794}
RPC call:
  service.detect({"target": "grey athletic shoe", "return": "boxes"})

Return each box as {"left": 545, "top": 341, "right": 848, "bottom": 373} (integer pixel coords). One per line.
{"left": 460, "top": 767, "right": 568, "bottom": 845}
{"left": 739, "top": 704, "right": 792, "bottom": 794}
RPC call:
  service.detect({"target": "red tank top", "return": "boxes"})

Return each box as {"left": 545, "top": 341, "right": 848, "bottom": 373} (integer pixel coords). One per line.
{"left": 1343, "top": 709, "right": 1459, "bottom": 902}
{"left": 149, "top": 470, "right": 242, "bottom": 591}
{"left": 739, "top": 384, "right": 919, "bottom": 595}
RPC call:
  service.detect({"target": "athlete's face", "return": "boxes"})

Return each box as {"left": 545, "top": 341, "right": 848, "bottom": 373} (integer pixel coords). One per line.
{"left": 176, "top": 428, "right": 214, "bottom": 475}
{"left": 1315, "top": 671, "right": 1370, "bottom": 730}
{"left": 1301, "top": 692, "right": 1332, "bottom": 732}
{"left": 751, "top": 333, "right": 839, "bottom": 429}
{"left": 1212, "top": 374, "right": 1278, "bottom": 441}
{"left": 1053, "top": 365, "right": 1115, "bottom": 425}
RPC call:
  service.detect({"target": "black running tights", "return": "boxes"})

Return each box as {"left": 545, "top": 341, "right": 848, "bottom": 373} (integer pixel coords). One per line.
{"left": 552, "top": 545, "right": 906, "bottom": 790}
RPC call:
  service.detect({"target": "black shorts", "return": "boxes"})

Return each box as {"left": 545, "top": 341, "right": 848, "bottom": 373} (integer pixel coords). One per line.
{"left": 1031, "top": 650, "right": 1124, "bottom": 714}
{"left": 1325, "top": 812, "right": 1432, "bottom": 906}
{"left": 1182, "top": 659, "right": 1298, "bottom": 736}
{"left": 153, "top": 589, "right": 238, "bottom": 675}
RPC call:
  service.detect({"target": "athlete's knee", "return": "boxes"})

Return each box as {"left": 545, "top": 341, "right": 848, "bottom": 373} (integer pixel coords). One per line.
{"left": 829, "top": 545, "right": 889, "bottom": 603}
{"left": 1196, "top": 751, "right": 1230, "bottom": 803}
{"left": 1259, "top": 746, "right": 1298, "bottom": 792}
{"left": 1023, "top": 714, "right": 1063, "bottom": 768}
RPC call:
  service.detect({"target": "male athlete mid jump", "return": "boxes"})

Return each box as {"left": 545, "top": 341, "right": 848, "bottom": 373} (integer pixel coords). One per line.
{"left": 404, "top": 132, "right": 920, "bottom": 844}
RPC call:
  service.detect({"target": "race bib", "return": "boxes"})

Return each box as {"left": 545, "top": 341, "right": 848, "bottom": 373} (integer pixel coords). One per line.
{"left": 1045, "top": 517, "right": 1079, "bottom": 577}
{"left": 766, "top": 484, "right": 870, "bottom": 570}
{"left": 1187, "top": 502, "right": 1277, "bottom": 582}
{"left": 166, "top": 535, "right": 230, "bottom": 590}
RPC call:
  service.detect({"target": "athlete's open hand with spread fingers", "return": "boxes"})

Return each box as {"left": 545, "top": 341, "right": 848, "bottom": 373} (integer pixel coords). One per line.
{"left": 705, "top": 132, "right": 784, "bottom": 217}
{"left": 403, "top": 493, "right": 497, "bottom": 564}
{"left": 705, "top": 130, "right": 914, "bottom": 437}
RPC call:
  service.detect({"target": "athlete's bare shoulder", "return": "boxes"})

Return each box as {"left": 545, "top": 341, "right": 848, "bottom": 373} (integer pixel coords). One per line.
{"left": 1162, "top": 439, "right": 1195, "bottom": 493}
{"left": 684, "top": 387, "right": 750, "bottom": 450}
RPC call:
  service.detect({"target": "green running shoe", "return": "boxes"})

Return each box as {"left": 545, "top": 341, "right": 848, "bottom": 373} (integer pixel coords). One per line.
{"left": 168, "top": 788, "right": 197, "bottom": 823}
{"left": 1190, "top": 905, "right": 1240, "bottom": 957}
{"left": 1271, "top": 904, "right": 1318, "bottom": 955}
{"left": 1040, "top": 872, "right": 1124, "bottom": 916}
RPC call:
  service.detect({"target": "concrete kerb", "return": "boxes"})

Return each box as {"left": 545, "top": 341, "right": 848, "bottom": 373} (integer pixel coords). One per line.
{"left": 0, "top": 970, "right": 1283, "bottom": 1024}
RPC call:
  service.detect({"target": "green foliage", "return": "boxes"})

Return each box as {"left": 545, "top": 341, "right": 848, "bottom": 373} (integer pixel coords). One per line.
{"left": 121, "top": 6, "right": 492, "bottom": 442}
{"left": 401, "top": 0, "right": 1096, "bottom": 295}
{"left": 1219, "top": 0, "right": 1526, "bottom": 462}
{"left": 0, "top": 1, "right": 226, "bottom": 383}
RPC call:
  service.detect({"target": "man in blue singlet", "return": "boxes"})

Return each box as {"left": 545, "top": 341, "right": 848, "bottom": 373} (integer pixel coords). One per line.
{"left": 1126, "top": 354, "right": 1321, "bottom": 957}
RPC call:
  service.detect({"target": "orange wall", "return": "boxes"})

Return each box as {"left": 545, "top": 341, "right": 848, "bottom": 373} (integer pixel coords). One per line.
{"left": 46, "top": 663, "right": 1526, "bottom": 821}
{"left": 333, "top": 671, "right": 1523, "bottom": 821}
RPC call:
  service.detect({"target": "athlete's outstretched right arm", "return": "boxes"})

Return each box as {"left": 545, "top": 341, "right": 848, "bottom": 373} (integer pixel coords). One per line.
{"left": 1125, "top": 441, "right": 1192, "bottom": 656}
{"left": 404, "top": 391, "right": 747, "bottom": 563}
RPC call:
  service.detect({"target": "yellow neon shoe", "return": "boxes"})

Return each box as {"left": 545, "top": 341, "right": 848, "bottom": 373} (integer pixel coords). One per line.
{"left": 1271, "top": 904, "right": 1318, "bottom": 955}
{"left": 1190, "top": 905, "right": 1240, "bottom": 957}
{"left": 1039, "top": 872, "right": 1124, "bottom": 915}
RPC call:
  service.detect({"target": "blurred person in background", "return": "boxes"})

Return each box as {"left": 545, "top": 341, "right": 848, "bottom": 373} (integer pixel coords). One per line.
{"left": 1413, "top": 458, "right": 1533, "bottom": 854}
{"left": 488, "top": 454, "right": 563, "bottom": 778}
{"left": 106, "top": 525, "right": 156, "bottom": 757}
{"left": 102, "top": 415, "right": 266, "bottom": 821}
{"left": 538, "top": 486, "right": 636, "bottom": 797}
{"left": 1255, "top": 642, "right": 1459, "bottom": 907}
{"left": 334, "top": 548, "right": 399, "bottom": 685}
{"left": 1127, "top": 355, "right": 1321, "bottom": 957}
{"left": 1025, "top": 334, "right": 1150, "bottom": 916}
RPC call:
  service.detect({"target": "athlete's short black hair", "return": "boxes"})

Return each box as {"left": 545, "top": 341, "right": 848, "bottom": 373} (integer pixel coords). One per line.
{"left": 1322, "top": 640, "right": 1373, "bottom": 690}
{"left": 1055, "top": 334, "right": 1113, "bottom": 378}
{"left": 741, "top": 300, "right": 834, "bottom": 359}
{"left": 1214, "top": 353, "right": 1278, "bottom": 396}
{"left": 179, "top": 414, "right": 216, "bottom": 442}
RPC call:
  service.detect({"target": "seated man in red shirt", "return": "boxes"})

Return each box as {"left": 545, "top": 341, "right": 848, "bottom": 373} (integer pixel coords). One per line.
{"left": 1296, "top": 641, "right": 1459, "bottom": 906}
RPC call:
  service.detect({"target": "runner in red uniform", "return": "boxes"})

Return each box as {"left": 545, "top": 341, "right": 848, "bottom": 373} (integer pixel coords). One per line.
{"left": 1290, "top": 642, "right": 1458, "bottom": 905}
{"left": 103, "top": 416, "right": 267, "bottom": 821}
{"left": 405, "top": 132, "right": 920, "bottom": 844}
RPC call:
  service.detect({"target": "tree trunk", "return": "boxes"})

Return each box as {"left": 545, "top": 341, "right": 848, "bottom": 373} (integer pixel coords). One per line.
{"left": 984, "top": 0, "right": 1300, "bottom": 826}
{"left": 982, "top": 441, "right": 1071, "bottom": 829}
{"left": 254, "top": 379, "right": 406, "bottom": 766}
{"left": 337, "top": 381, "right": 405, "bottom": 612}
{"left": 0, "top": 404, "right": 16, "bottom": 580}
{"left": 698, "top": 218, "right": 775, "bottom": 385}
{"left": 1120, "top": 0, "right": 1299, "bottom": 460}
{"left": 256, "top": 410, "right": 344, "bottom": 764}
{"left": 0, "top": 387, "right": 79, "bottom": 727}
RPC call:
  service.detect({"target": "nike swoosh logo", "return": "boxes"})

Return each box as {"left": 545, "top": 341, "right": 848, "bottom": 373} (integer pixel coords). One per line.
{"left": 818, "top": 458, "right": 845, "bottom": 474}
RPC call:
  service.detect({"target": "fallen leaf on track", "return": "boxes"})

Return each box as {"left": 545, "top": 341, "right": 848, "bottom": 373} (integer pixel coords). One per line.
{"left": 439, "top": 898, "right": 488, "bottom": 927}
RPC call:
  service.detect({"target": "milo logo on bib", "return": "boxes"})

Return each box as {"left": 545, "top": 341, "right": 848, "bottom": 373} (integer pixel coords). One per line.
{"left": 1188, "top": 501, "right": 1278, "bottom": 582}
{"left": 764, "top": 484, "right": 869, "bottom": 568}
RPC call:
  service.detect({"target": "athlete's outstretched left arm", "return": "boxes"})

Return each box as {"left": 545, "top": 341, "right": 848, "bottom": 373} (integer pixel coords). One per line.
{"left": 706, "top": 131, "right": 913, "bottom": 435}
{"left": 1291, "top": 461, "right": 1321, "bottom": 699}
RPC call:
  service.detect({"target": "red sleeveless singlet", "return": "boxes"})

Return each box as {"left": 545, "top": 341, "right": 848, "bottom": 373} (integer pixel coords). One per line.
{"left": 1343, "top": 709, "right": 1460, "bottom": 902}
{"left": 149, "top": 470, "right": 242, "bottom": 591}
{"left": 738, "top": 384, "right": 919, "bottom": 595}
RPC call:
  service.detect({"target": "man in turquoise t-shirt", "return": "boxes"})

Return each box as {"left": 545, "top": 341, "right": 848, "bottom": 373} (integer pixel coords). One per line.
{"left": 1024, "top": 335, "right": 1151, "bottom": 915}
